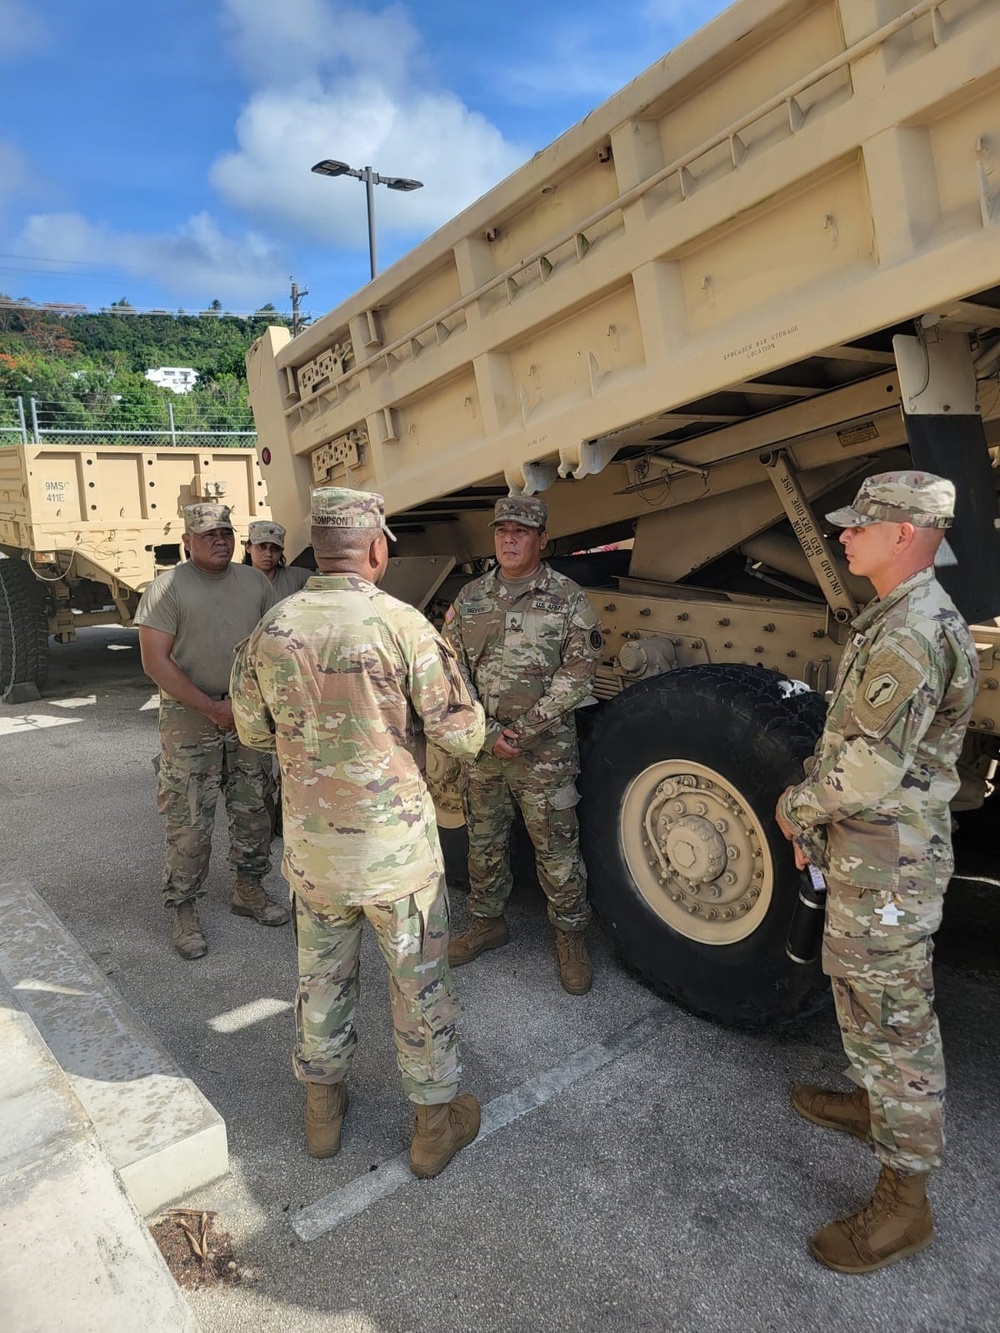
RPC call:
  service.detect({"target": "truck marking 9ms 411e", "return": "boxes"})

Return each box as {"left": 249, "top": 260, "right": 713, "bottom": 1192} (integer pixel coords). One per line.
{"left": 246, "top": 0, "right": 1000, "bottom": 1026}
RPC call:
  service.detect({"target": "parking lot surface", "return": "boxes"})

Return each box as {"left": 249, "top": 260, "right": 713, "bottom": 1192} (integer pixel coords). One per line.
{"left": 2, "top": 628, "right": 999, "bottom": 1333}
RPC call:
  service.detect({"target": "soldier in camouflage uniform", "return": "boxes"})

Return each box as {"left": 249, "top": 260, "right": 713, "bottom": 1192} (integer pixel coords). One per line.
{"left": 244, "top": 519, "right": 313, "bottom": 600}
{"left": 231, "top": 487, "right": 487, "bottom": 1177}
{"left": 775, "top": 472, "right": 978, "bottom": 1273}
{"left": 135, "top": 503, "right": 288, "bottom": 961}
{"left": 444, "top": 495, "right": 604, "bottom": 994}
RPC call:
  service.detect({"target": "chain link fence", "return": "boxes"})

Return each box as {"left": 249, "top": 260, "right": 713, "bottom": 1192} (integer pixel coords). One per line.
{"left": 0, "top": 395, "right": 256, "bottom": 448}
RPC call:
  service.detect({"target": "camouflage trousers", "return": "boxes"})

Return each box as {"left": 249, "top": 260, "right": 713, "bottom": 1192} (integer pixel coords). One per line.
{"left": 292, "top": 876, "right": 461, "bottom": 1105}
{"left": 156, "top": 699, "right": 272, "bottom": 907}
{"left": 465, "top": 752, "right": 590, "bottom": 932}
{"left": 823, "top": 877, "right": 945, "bottom": 1173}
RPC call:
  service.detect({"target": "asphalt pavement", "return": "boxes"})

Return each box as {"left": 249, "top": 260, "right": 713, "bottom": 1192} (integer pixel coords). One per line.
{"left": 2, "top": 627, "right": 998, "bottom": 1333}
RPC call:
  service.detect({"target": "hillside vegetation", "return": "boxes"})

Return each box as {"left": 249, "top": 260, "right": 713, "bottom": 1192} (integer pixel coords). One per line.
{"left": 0, "top": 299, "right": 292, "bottom": 436}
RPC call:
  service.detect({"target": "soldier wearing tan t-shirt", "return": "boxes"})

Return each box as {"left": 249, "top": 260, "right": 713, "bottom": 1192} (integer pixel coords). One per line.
{"left": 135, "top": 502, "right": 288, "bottom": 960}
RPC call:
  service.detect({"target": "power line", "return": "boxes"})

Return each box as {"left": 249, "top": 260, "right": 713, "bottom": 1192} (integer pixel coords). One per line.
{"left": 0, "top": 296, "right": 309, "bottom": 320}
{"left": 0, "top": 252, "right": 120, "bottom": 269}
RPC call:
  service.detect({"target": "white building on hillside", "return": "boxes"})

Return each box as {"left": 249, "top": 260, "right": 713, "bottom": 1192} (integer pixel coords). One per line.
{"left": 145, "top": 366, "right": 198, "bottom": 394}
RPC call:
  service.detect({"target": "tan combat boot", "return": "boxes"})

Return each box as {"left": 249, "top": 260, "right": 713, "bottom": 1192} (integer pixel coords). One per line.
{"left": 554, "top": 928, "right": 592, "bottom": 994}
{"left": 810, "top": 1165, "right": 934, "bottom": 1273}
{"left": 791, "top": 1083, "right": 870, "bottom": 1142}
{"left": 448, "top": 915, "right": 509, "bottom": 967}
{"left": 231, "top": 874, "right": 290, "bottom": 926}
{"left": 304, "top": 1082, "right": 349, "bottom": 1159}
{"left": 171, "top": 899, "right": 207, "bottom": 960}
{"left": 409, "top": 1094, "right": 482, "bottom": 1179}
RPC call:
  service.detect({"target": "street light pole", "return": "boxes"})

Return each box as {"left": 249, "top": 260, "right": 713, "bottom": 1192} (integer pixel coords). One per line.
{"left": 363, "top": 166, "right": 377, "bottom": 279}
{"left": 311, "top": 159, "right": 424, "bottom": 281}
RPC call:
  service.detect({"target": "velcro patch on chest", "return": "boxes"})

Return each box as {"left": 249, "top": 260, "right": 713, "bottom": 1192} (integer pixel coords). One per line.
{"left": 854, "top": 645, "right": 925, "bottom": 738}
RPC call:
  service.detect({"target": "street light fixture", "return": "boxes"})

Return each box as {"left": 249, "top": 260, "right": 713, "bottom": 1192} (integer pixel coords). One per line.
{"left": 311, "top": 158, "right": 423, "bottom": 281}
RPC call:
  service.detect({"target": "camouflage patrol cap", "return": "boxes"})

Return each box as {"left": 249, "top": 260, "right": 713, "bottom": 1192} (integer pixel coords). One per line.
{"left": 311, "top": 486, "right": 396, "bottom": 541}
{"left": 247, "top": 520, "right": 286, "bottom": 547}
{"left": 183, "top": 503, "right": 234, "bottom": 534}
{"left": 826, "top": 471, "right": 955, "bottom": 530}
{"left": 490, "top": 495, "right": 548, "bottom": 529}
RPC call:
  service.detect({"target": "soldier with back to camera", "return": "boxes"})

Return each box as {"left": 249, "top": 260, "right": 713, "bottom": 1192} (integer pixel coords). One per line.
{"left": 444, "top": 495, "right": 604, "bottom": 994}
{"left": 231, "top": 486, "right": 486, "bottom": 1177}
{"left": 775, "top": 471, "right": 978, "bottom": 1273}
{"left": 135, "top": 503, "right": 288, "bottom": 961}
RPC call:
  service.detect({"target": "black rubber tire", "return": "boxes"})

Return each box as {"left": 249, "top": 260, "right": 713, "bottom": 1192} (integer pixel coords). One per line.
{"left": 580, "top": 664, "right": 828, "bottom": 1028}
{"left": 0, "top": 558, "right": 49, "bottom": 700}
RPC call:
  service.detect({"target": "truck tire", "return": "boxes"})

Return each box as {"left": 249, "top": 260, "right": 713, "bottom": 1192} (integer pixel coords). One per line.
{"left": 580, "top": 664, "right": 828, "bottom": 1028}
{"left": 0, "top": 558, "right": 50, "bottom": 700}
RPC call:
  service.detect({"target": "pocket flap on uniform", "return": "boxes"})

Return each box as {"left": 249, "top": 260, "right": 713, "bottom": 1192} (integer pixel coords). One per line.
{"left": 549, "top": 783, "right": 581, "bottom": 811}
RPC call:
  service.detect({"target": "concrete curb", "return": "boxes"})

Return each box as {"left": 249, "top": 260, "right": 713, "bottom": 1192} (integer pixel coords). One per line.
{"left": 0, "top": 880, "right": 228, "bottom": 1216}
{"left": 0, "top": 993, "right": 198, "bottom": 1332}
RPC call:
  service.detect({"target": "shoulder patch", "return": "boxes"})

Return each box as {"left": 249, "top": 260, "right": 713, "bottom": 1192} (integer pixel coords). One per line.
{"left": 444, "top": 604, "right": 455, "bottom": 624}
{"left": 855, "top": 645, "right": 925, "bottom": 738}
{"left": 589, "top": 628, "right": 604, "bottom": 651}
{"left": 865, "top": 673, "right": 900, "bottom": 710}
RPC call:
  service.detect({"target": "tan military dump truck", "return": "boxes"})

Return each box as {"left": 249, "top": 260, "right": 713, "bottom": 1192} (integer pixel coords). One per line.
{"left": 0, "top": 444, "right": 269, "bottom": 702}
{"left": 246, "top": 0, "right": 1000, "bottom": 1025}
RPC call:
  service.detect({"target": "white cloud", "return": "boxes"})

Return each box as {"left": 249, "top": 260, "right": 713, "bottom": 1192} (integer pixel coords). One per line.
{"left": 15, "top": 211, "right": 288, "bottom": 303}
{"left": 211, "top": 0, "right": 527, "bottom": 247}
{"left": 0, "top": 0, "right": 46, "bottom": 62}
{"left": 497, "top": 1, "right": 721, "bottom": 106}
{"left": 0, "top": 138, "right": 34, "bottom": 213}
{"left": 220, "top": 0, "right": 420, "bottom": 91}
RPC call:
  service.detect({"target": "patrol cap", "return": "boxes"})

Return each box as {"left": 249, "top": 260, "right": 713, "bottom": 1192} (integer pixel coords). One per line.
{"left": 490, "top": 495, "right": 548, "bottom": 529}
{"left": 247, "top": 520, "right": 286, "bottom": 547}
{"left": 311, "top": 486, "right": 396, "bottom": 541}
{"left": 183, "top": 503, "right": 234, "bottom": 534}
{"left": 825, "top": 471, "right": 955, "bottom": 530}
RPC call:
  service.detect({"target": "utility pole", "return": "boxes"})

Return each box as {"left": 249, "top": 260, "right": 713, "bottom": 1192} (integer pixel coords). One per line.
{"left": 290, "top": 278, "right": 309, "bottom": 336}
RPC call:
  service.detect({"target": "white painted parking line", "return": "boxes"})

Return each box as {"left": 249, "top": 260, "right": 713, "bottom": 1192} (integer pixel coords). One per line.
{"left": 0, "top": 715, "right": 81, "bottom": 736}
{"left": 292, "top": 1005, "right": 673, "bottom": 1243}
{"left": 208, "top": 997, "right": 293, "bottom": 1034}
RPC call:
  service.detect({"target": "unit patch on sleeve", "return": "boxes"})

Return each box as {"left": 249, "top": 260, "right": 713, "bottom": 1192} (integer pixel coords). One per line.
{"left": 854, "top": 645, "right": 925, "bottom": 738}
{"left": 865, "top": 673, "right": 900, "bottom": 710}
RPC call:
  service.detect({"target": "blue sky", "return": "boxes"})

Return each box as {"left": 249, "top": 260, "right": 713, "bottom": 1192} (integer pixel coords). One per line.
{"left": 0, "top": 0, "right": 729, "bottom": 319}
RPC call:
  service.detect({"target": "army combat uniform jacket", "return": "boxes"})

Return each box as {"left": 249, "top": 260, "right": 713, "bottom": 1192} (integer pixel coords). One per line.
{"left": 230, "top": 574, "right": 485, "bottom": 910}
{"left": 780, "top": 568, "right": 977, "bottom": 927}
{"left": 443, "top": 563, "right": 603, "bottom": 783}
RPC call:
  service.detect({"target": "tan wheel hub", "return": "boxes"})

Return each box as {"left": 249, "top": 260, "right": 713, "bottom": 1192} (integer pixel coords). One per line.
{"left": 621, "top": 760, "right": 774, "bottom": 945}
{"left": 662, "top": 815, "right": 728, "bottom": 882}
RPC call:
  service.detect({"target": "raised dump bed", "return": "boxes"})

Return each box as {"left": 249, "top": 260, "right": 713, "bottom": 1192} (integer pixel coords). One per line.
{"left": 248, "top": 0, "right": 1000, "bottom": 1026}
